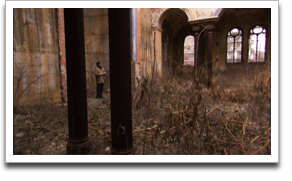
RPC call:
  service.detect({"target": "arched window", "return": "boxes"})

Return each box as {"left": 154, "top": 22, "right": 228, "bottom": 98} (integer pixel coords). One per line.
{"left": 248, "top": 25, "right": 266, "bottom": 62}
{"left": 226, "top": 28, "right": 242, "bottom": 63}
{"left": 184, "top": 35, "right": 195, "bottom": 65}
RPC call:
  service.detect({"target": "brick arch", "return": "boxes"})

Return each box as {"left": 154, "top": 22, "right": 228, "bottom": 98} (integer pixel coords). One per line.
{"left": 151, "top": 8, "right": 194, "bottom": 31}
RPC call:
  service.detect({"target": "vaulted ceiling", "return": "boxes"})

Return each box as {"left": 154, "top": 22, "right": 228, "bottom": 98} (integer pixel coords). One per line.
{"left": 162, "top": 9, "right": 189, "bottom": 38}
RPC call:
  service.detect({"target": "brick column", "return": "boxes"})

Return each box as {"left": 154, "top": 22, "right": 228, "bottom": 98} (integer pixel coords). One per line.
{"left": 57, "top": 8, "right": 67, "bottom": 103}
{"left": 64, "top": 8, "right": 91, "bottom": 154}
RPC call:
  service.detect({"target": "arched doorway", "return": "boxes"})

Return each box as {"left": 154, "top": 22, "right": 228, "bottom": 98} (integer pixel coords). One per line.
{"left": 153, "top": 8, "right": 191, "bottom": 81}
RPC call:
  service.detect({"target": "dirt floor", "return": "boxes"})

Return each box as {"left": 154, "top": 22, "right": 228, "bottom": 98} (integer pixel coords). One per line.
{"left": 13, "top": 68, "right": 271, "bottom": 155}
{"left": 13, "top": 89, "right": 112, "bottom": 155}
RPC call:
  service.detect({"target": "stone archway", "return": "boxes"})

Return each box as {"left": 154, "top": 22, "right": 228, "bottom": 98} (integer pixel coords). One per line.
{"left": 151, "top": 8, "right": 192, "bottom": 81}
{"left": 151, "top": 8, "right": 194, "bottom": 30}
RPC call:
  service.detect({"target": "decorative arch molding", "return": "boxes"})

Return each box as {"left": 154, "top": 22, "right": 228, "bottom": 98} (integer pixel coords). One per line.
{"left": 151, "top": 8, "right": 195, "bottom": 30}
{"left": 151, "top": 8, "right": 224, "bottom": 31}
{"left": 181, "top": 8, "right": 194, "bottom": 21}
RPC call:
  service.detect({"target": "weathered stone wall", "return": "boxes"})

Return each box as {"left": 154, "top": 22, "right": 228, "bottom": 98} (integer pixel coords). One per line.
{"left": 139, "top": 8, "right": 153, "bottom": 78}
{"left": 13, "top": 8, "right": 272, "bottom": 105}
{"left": 83, "top": 8, "right": 110, "bottom": 90}
{"left": 13, "top": 8, "right": 111, "bottom": 104}
{"left": 13, "top": 8, "right": 61, "bottom": 105}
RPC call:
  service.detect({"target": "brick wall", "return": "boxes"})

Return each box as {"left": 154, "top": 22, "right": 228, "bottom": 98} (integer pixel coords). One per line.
{"left": 57, "top": 8, "right": 67, "bottom": 102}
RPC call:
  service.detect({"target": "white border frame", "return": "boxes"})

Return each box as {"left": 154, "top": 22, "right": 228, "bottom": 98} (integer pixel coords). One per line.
{"left": 6, "top": 1, "right": 278, "bottom": 163}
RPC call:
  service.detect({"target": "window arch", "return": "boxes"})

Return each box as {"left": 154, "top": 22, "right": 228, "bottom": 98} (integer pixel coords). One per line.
{"left": 226, "top": 27, "right": 243, "bottom": 63}
{"left": 248, "top": 25, "right": 267, "bottom": 62}
{"left": 183, "top": 35, "right": 195, "bottom": 65}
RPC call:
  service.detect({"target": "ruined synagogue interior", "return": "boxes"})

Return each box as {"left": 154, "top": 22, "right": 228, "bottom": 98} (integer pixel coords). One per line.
{"left": 13, "top": 8, "right": 271, "bottom": 155}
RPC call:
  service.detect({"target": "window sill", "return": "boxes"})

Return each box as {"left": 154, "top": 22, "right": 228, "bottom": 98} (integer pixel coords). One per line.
{"left": 247, "top": 61, "right": 267, "bottom": 64}
{"left": 226, "top": 62, "right": 242, "bottom": 64}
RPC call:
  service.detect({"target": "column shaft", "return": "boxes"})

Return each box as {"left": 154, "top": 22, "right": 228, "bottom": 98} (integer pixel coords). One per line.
{"left": 108, "top": 8, "right": 133, "bottom": 154}
{"left": 207, "top": 30, "right": 213, "bottom": 87}
{"left": 64, "top": 8, "right": 90, "bottom": 154}
{"left": 194, "top": 32, "right": 199, "bottom": 72}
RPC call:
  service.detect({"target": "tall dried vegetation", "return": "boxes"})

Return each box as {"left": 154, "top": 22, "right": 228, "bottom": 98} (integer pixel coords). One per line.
{"left": 131, "top": 65, "right": 271, "bottom": 155}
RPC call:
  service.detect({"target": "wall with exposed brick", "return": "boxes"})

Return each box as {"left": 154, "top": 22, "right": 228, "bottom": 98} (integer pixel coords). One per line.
{"left": 57, "top": 8, "right": 67, "bottom": 102}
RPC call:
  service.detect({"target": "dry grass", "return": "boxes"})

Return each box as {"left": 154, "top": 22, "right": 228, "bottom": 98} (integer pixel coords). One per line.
{"left": 130, "top": 65, "right": 271, "bottom": 155}
{"left": 13, "top": 65, "right": 271, "bottom": 155}
{"left": 13, "top": 95, "right": 112, "bottom": 155}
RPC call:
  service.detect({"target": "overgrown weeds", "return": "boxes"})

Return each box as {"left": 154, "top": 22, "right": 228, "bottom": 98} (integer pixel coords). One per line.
{"left": 131, "top": 65, "right": 271, "bottom": 155}
{"left": 13, "top": 65, "right": 271, "bottom": 155}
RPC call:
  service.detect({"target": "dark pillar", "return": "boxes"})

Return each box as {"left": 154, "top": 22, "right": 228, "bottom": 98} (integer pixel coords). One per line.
{"left": 194, "top": 32, "right": 199, "bottom": 70}
{"left": 192, "top": 25, "right": 200, "bottom": 74}
{"left": 64, "top": 8, "right": 90, "bottom": 154}
{"left": 108, "top": 8, "right": 133, "bottom": 154}
{"left": 207, "top": 24, "right": 214, "bottom": 88}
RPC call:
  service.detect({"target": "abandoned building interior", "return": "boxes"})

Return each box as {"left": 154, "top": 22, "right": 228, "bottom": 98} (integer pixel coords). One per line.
{"left": 13, "top": 8, "right": 271, "bottom": 155}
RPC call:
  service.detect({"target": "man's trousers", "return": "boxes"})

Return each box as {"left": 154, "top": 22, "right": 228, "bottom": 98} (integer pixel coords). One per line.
{"left": 96, "top": 83, "right": 104, "bottom": 98}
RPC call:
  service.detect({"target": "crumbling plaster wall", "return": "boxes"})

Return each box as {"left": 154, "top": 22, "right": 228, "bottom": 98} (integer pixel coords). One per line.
{"left": 139, "top": 8, "right": 153, "bottom": 79}
{"left": 13, "top": 8, "right": 61, "bottom": 105}
{"left": 83, "top": 8, "right": 110, "bottom": 90}
{"left": 13, "top": 8, "right": 154, "bottom": 104}
{"left": 13, "top": 8, "right": 271, "bottom": 105}
{"left": 13, "top": 8, "right": 111, "bottom": 105}
{"left": 83, "top": 8, "right": 155, "bottom": 92}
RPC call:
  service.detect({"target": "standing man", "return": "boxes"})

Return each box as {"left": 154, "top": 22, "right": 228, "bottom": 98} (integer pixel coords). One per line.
{"left": 95, "top": 62, "right": 106, "bottom": 98}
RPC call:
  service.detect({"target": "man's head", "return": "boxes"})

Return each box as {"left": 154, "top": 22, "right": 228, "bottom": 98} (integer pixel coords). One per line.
{"left": 96, "top": 62, "right": 102, "bottom": 67}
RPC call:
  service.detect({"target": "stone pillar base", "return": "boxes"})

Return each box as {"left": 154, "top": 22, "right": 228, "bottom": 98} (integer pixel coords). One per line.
{"left": 67, "top": 139, "right": 92, "bottom": 155}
